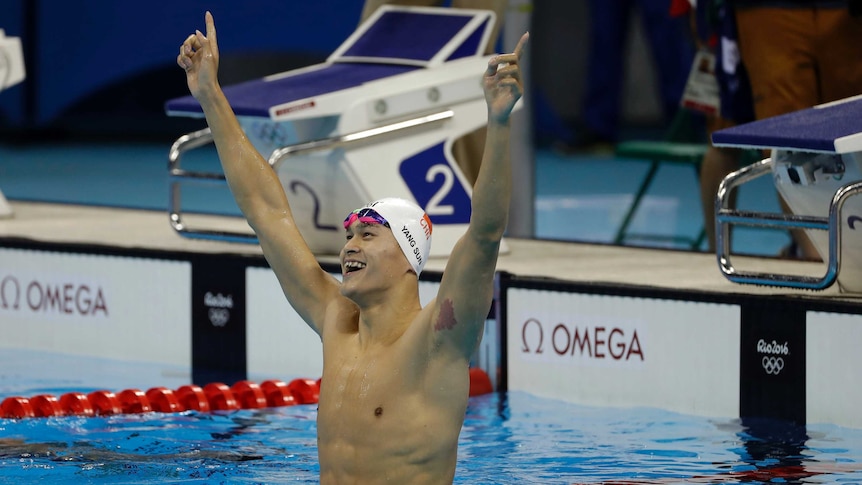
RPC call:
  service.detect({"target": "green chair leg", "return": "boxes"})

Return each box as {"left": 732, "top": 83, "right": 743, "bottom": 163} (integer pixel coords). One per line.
{"left": 614, "top": 160, "right": 660, "bottom": 245}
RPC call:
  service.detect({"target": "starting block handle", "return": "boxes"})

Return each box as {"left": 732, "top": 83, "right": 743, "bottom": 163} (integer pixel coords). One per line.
{"left": 167, "top": 127, "right": 255, "bottom": 243}
{"left": 167, "top": 111, "right": 455, "bottom": 244}
{"left": 715, "top": 158, "right": 850, "bottom": 290}
{"left": 268, "top": 110, "right": 453, "bottom": 166}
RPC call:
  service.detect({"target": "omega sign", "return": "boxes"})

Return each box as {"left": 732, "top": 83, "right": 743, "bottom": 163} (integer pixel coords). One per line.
{"left": 520, "top": 317, "right": 644, "bottom": 363}
{"left": 0, "top": 274, "right": 108, "bottom": 318}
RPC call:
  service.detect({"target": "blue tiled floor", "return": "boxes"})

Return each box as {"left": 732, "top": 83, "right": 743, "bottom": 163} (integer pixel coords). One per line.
{"left": 0, "top": 140, "right": 788, "bottom": 256}
{"left": 534, "top": 148, "right": 789, "bottom": 255}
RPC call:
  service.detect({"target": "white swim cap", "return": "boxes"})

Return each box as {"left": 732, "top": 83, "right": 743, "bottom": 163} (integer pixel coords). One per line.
{"left": 343, "top": 198, "right": 433, "bottom": 275}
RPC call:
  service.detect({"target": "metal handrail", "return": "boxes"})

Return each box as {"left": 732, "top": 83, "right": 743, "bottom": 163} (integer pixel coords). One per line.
{"left": 715, "top": 158, "right": 862, "bottom": 290}
{"left": 268, "top": 110, "right": 453, "bottom": 165}
{"left": 167, "top": 111, "right": 454, "bottom": 243}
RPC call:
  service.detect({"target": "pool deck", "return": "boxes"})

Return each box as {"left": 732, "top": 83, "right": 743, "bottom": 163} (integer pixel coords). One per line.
{"left": 0, "top": 200, "right": 849, "bottom": 301}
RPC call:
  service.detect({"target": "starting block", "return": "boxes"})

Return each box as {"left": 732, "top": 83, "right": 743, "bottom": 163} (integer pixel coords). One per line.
{"left": 0, "top": 29, "right": 26, "bottom": 219}
{"left": 165, "top": 6, "right": 515, "bottom": 257}
{"left": 712, "top": 95, "right": 862, "bottom": 292}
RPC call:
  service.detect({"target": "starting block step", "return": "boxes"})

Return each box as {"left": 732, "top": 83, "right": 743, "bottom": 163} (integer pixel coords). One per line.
{"left": 712, "top": 95, "right": 862, "bottom": 292}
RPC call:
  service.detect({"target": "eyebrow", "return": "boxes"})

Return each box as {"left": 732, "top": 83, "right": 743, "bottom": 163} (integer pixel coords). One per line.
{"left": 345, "top": 222, "right": 382, "bottom": 233}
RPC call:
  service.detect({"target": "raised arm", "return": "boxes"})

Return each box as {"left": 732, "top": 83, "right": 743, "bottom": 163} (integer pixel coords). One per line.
{"left": 431, "top": 33, "right": 529, "bottom": 358}
{"left": 177, "top": 12, "right": 340, "bottom": 335}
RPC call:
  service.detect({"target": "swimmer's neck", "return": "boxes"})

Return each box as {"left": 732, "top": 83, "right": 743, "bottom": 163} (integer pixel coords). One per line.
{"left": 352, "top": 288, "right": 423, "bottom": 349}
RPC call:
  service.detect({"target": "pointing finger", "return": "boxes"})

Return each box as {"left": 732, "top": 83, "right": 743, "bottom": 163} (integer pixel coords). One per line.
{"left": 513, "top": 32, "right": 529, "bottom": 60}
{"left": 205, "top": 11, "right": 218, "bottom": 54}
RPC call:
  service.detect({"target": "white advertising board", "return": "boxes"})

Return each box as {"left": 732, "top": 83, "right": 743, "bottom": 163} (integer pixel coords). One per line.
{"left": 806, "top": 311, "right": 862, "bottom": 428}
{"left": 507, "top": 288, "right": 740, "bottom": 418}
{"left": 0, "top": 248, "right": 191, "bottom": 366}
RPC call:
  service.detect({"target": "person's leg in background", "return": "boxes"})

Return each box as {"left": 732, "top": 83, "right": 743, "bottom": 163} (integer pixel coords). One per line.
{"left": 637, "top": 0, "right": 696, "bottom": 124}
{"left": 736, "top": 5, "right": 862, "bottom": 259}
{"left": 700, "top": 116, "right": 742, "bottom": 252}
{"left": 577, "top": 0, "right": 633, "bottom": 149}
{"left": 695, "top": 0, "right": 753, "bottom": 253}
{"left": 735, "top": 6, "right": 821, "bottom": 259}
{"left": 815, "top": 8, "right": 862, "bottom": 109}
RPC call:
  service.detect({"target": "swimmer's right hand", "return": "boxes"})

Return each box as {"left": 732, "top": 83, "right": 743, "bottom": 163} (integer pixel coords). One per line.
{"left": 176, "top": 11, "right": 221, "bottom": 100}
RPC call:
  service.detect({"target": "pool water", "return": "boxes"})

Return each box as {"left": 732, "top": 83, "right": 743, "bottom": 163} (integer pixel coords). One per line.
{"left": 2, "top": 391, "right": 862, "bottom": 484}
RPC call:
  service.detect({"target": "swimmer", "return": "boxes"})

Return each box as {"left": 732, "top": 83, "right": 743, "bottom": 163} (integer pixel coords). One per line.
{"left": 178, "top": 12, "right": 527, "bottom": 484}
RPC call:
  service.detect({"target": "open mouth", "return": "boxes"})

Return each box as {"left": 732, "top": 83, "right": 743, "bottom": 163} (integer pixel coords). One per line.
{"left": 343, "top": 261, "right": 366, "bottom": 274}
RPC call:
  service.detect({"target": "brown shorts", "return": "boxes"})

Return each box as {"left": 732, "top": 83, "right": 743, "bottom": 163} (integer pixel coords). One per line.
{"left": 706, "top": 114, "right": 736, "bottom": 138}
{"left": 735, "top": 6, "right": 862, "bottom": 120}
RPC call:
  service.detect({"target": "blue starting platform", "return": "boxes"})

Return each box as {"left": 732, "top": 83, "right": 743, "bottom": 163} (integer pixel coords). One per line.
{"left": 712, "top": 95, "right": 862, "bottom": 292}
{"left": 164, "top": 6, "right": 511, "bottom": 258}
{"left": 712, "top": 95, "right": 862, "bottom": 154}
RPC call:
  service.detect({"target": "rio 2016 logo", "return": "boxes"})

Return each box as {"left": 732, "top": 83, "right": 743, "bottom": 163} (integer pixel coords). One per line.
{"left": 204, "top": 292, "right": 233, "bottom": 327}
{"left": 757, "top": 339, "right": 789, "bottom": 376}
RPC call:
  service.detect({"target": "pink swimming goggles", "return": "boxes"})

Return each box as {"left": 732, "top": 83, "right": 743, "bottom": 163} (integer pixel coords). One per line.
{"left": 343, "top": 208, "right": 390, "bottom": 229}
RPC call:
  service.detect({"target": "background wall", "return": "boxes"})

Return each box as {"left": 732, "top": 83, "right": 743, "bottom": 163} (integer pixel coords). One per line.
{"left": 0, "top": 0, "right": 667, "bottom": 143}
{"left": 530, "top": 0, "right": 664, "bottom": 134}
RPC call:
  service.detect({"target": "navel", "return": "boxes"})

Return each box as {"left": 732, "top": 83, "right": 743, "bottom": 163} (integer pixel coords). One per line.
{"left": 374, "top": 406, "right": 383, "bottom": 417}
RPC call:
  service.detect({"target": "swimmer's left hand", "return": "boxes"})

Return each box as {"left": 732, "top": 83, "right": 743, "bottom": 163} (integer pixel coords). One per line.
{"left": 483, "top": 32, "right": 529, "bottom": 124}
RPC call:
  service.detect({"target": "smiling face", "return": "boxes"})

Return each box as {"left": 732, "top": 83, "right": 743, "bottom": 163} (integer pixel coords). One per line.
{"left": 339, "top": 220, "right": 413, "bottom": 302}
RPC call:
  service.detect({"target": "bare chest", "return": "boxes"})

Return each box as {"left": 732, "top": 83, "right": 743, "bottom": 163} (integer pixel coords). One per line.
{"left": 320, "top": 348, "right": 416, "bottom": 415}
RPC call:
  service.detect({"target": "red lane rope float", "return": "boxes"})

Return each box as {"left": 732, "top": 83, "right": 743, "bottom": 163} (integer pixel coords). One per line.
{"left": 145, "top": 387, "right": 182, "bottom": 413}
{"left": 176, "top": 384, "right": 210, "bottom": 412}
{"left": 1, "top": 397, "right": 34, "bottom": 419}
{"left": 287, "top": 378, "right": 320, "bottom": 405}
{"left": 87, "top": 390, "right": 123, "bottom": 416}
{"left": 60, "top": 392, "right": 95, "bottom": 417}
{"left": 203, "top": 382, "right": 240, "bottom": 411}
{"left": 469, "top": 367, "right": 493, "bottom": 397}
{"left": 260, "top": 379, "right": 297, "bottom": 407}
{"left": 231, "top": 380, "right": 268, "bottom": 409}
{"left": 30, "top": 394, "right": 64, "bottom": 418}
{"left": 118, "top": 389, "right": 152, "bottom": 414}
{"left": 1, "top": 368, "right": 493, "bottom": 419}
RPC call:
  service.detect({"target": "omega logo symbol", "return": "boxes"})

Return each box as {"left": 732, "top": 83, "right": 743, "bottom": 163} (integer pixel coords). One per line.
{"left": 1, "top": 276, "right": 21, "bottom": 310}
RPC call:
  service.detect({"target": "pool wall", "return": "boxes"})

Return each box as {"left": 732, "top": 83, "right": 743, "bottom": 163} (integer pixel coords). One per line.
{"left": 501, "top": 273, "right": 862, "bottom": 429}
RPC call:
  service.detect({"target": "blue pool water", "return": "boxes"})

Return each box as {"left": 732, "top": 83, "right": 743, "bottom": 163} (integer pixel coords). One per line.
{"left": 3, "top": 390, "right": 862, "bottom": 484}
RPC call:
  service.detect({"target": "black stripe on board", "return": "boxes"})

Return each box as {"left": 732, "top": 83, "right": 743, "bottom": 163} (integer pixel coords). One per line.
{"left": 739, "top": 302, "right": 806, "bottom": 424}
